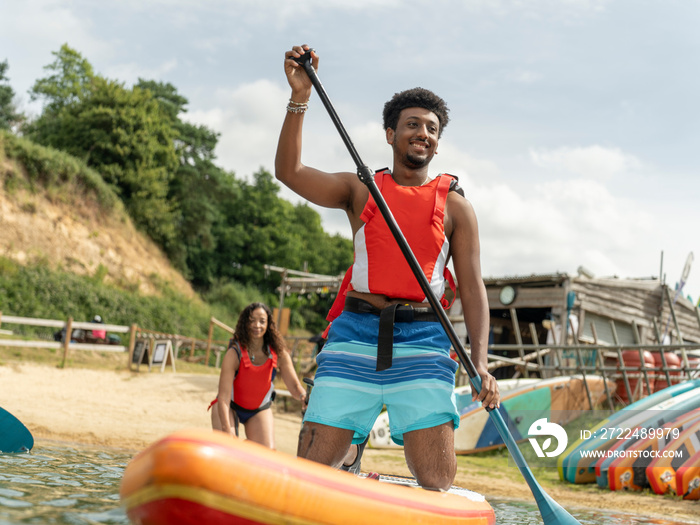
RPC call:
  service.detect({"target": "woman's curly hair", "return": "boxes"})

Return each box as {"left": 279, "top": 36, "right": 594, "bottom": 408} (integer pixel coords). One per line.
{"left": 383, "top": 87, "right": 450, "bottom": 138}
{"left": 231, "top": 302, "right": 286, "bottom": 357}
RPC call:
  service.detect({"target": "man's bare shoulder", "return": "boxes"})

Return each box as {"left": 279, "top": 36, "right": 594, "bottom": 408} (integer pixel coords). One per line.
{"left": 444, "top": 190, "right": 477, "bottom": 237}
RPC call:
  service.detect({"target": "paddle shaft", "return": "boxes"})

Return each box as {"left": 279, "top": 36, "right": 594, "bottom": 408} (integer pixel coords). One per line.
{"left": 292, "top": 52, "right": 479, "bottom": 382}
{"left": 292, "top": 50, "right": 581, "bottom": 525}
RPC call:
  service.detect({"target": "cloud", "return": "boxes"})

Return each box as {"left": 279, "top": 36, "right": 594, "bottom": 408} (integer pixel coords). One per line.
{"left": 463, "top": 172, "right": 660, "bottom": 282}
{"left": 508, "top": 69, "right": 542, "bottom": 84}
{"left": 529, "top": 145, "right": 643, "bottom": 181}
{"left": 0, "top": 1, "right": 110, "bottom": 109}
{"left": 182, "top": 80, "right": 289, "bottom": 178}
{"left": 104, "top": 59, "right": 179, "bottom": 87}
{"left": 183, "top": 82, "right": 391, "bottom": 180}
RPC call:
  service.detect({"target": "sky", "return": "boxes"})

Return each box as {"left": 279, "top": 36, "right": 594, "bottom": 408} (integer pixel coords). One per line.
{"left": 2, "top": 0, "right": 698, "bottom": 303}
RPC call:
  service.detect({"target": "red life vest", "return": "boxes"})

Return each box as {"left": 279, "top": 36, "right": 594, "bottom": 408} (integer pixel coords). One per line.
{"left": 325, "top": 169, "right": 457, "bottom": 326}
{"left": 233, "top": 344, "right": 278, "bottom": 410}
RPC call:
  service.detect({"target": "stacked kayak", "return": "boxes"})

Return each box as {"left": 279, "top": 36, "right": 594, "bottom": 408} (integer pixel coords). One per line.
{"left": 646, "top": 420, "right": 700, "bottom": 499}
{"left": 596, "top": 399, "right": 700, "bottom": 489}
{"left": 675, "top": 449, "right": 700, "bottom": 500}
{"left": 606, "top": 408, "right": 700, "bottom": 491}
{"left": 558, "top": 379, "right": 700, "bottom": 484}
{"left": 557, "top": 379, "right": 700, "bottom": 500}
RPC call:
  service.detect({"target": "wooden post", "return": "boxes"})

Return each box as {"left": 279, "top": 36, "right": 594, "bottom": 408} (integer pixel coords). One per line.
{"left": 547, "top": 319, "right": 563, "bottom": 376}
{"left": 127, "top": 324, "right": 138, "bottom": 370}
{"left": 278, "top": 270, "right": 287, "bottom": 328}
{"left": 652, "top": 318, "right": 672, "bottom": 388}
{"left": 572, "top": 335, "right": 594, "bottom": 410}
{"left": 205, "top": 318, "right": 214, "bottom": 366}
{"left": 61, "top": 317, "right": 73, "bottom": 368}
{"left": 207, "top": 317, "right": 235, "bottom": 367}
{"left": 528, "top": 322, "right": 545, "bottom": 372}
{"left": 664, "top": 286, "right": 690, "bottom": 378}
{"left": 632, "top": 321, "right": 652, "bottom": 397}
{"left": 273, "top": 308, "right": 291, "bottom": 336}
{"left": 509, "top": 308, "right": 528, "bottom": 378}
{"left": 610, "top": 320, "right": 633, "bottom": 404}
{"left": 590, "top": 322, "right": 615, "bottom": 412}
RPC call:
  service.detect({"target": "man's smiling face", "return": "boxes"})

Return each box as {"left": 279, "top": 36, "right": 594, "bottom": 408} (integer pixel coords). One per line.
{"left": 387, "top": 107, "right": 440, "bottom": 169}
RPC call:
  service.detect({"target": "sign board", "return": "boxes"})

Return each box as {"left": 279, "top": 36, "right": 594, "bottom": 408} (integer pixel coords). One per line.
{"left": 150, "top": 340, "right": 175, "bottom": 373}
{"left": 131, "top": 339, "right": 150, "bottom": 371}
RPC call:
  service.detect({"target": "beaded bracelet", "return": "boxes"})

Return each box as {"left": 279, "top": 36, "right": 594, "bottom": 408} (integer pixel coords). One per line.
{"left": 287, "top": 99, "right": 309, "bottom": 113}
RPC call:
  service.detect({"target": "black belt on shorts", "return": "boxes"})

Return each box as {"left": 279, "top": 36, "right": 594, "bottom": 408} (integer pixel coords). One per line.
{"left": 343, "top": 296, "right": 439, "bottom": 372}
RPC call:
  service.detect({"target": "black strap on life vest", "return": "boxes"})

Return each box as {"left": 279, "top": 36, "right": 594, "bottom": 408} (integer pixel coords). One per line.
{"left": 228, "top": 339, "right": 242, "bottom": 377}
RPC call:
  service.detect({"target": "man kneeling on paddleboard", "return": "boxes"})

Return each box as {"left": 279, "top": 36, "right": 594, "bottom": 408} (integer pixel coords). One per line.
{"left": 275, "top": 45, "right": 500, "bottom": 491}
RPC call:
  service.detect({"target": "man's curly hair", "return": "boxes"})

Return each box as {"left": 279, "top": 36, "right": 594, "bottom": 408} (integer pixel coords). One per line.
{"left": 383, "top": 87, "right": 450, "bottom": 138}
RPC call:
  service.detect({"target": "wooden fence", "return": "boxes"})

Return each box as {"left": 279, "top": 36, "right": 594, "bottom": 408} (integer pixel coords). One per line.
{"left": 0, "top": 312, "right": 135, "bottom": 368}
{"left": 0, "top": 313, "right": 316, "bottom": 375}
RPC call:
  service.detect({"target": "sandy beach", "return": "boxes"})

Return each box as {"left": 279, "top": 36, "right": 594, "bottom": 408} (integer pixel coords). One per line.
{"left": 1, "top": 362, "right": 698, "bottom": 523}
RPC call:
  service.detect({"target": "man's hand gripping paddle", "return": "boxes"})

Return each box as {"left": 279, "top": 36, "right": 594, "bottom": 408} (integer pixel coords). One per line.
{"left": 292, "top": 49, "right": 581, "bottom": 525}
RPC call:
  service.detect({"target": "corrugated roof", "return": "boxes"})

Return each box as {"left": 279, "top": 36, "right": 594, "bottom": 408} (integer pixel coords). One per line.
{"left": 482, "top": 272, "right": 569, "bottom": 286}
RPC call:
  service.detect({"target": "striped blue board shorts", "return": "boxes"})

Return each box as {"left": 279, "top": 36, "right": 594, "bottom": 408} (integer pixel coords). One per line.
{"left": 303, "top": 310, "right": 460, "bottom": 446}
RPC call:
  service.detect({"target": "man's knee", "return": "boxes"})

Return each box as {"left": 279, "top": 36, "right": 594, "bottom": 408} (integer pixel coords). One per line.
{"left": 297, "top": 422, "right": 353, "bottom": 467}
{"left": 297, "top": 422, "right": 316, "bottom": 458}
{"left": 415, "top": 456, "right": 456, "bottom": 491}
{"left": 403, "top": 421, "right": 456, "bottom": 490}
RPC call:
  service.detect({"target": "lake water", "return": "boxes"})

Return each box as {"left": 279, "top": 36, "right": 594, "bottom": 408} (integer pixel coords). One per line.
{"left": 0, "top": 443, "right": 697, "bottom": 524}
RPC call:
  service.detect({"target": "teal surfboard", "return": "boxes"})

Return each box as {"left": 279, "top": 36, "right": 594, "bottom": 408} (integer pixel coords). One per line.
{"left": 0, "top": 406, "right": 34, "bottom": 453}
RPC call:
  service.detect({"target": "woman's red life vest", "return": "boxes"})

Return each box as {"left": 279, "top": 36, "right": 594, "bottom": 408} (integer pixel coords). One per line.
{"left": 233, "top": 344, "right": 278, "bottom": 410}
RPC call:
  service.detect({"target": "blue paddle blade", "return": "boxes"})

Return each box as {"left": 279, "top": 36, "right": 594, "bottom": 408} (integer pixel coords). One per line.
{"left": 0, "top": 406, "right": 34, "bottom": 453}
{"left": 489, "top": 404, "right": 582, "bottom": 524}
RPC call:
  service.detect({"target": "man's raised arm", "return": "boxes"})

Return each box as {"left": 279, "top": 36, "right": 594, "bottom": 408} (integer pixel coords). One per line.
{"left": 275, "top": 45, "right": 360, "bottom": 212}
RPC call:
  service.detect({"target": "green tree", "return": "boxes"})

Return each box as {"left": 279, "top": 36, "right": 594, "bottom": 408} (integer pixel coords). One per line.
{"left": 74, "top": 78, "right": 179, "bottom": 246}
{"left": 29, "top": 44, "right": 94, "bottom": 113}
{"left": 135, "top": 79, "right": 233, "bottom": 284}
{"left": 135, "top": 79, "right": 187, "bottom": 122}
{"left": 212, "top": 169, "right": 352, "bottom": 290}
{"left": 0, "top": 60, "right": 22, "bottom": 130}
{"left": 27, "top": 62, "right": 179, "bottom": 246}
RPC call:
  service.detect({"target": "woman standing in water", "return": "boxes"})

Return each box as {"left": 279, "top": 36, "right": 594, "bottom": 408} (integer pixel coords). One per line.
{"left": 210, "top": 302, "right": 307, "bottom": 448}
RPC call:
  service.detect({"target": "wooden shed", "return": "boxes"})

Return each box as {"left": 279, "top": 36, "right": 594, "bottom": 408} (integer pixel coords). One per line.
{"left": 450, "top": 269, "right": 700, "bottom": 347}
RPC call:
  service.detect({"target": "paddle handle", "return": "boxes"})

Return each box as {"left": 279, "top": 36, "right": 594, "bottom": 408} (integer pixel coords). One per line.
{"left": 302, "top": 377, "right": 314, "bottom": 416}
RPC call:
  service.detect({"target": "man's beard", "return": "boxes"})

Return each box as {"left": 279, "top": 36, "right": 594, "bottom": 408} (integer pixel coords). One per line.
{"left": 404, "top": 151, "right": 431, "bottom": 169}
